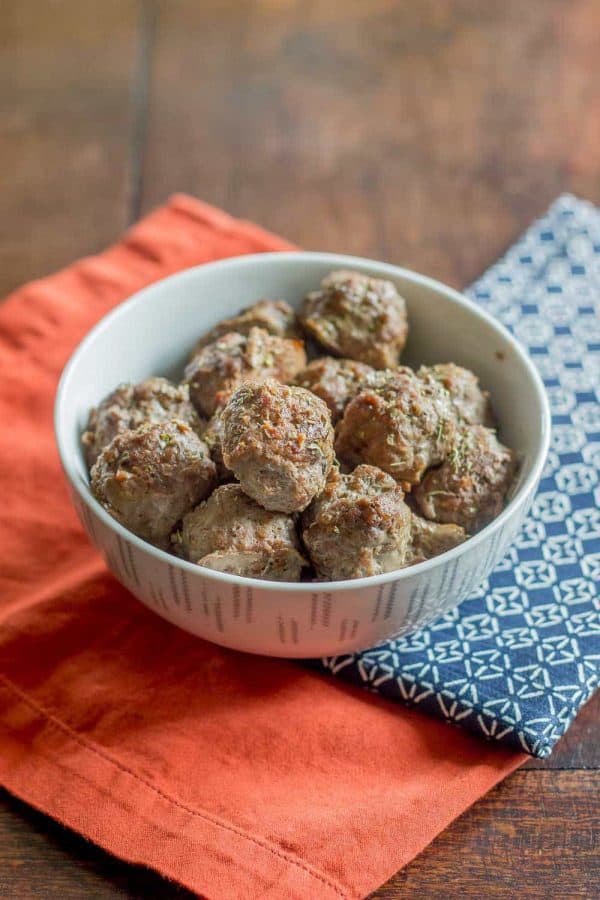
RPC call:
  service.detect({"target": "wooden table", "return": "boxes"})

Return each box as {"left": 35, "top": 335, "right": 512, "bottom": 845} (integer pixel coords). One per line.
{"left": 1, "top": 1, "right": 599, "bottom": 896}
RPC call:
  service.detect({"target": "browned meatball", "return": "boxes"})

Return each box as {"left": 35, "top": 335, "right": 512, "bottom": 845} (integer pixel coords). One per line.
{"left": 221, "top": 380, "right": 335, "bottom": 513}
{"left": 302, "top": 465, "right": 412, "bottom": 580}
{"left": 176, "top": 484, "right": 307, "bottom": 581}
{"left": 407, "top": 513, "right": 467, "bottom": 565}
{"left": 193, "top": 299, "right": 300, "bottom": 350}
{"left": 300, "top": 270, "right": 408, "bottom": 368}
{"left": 293, "top": 357, "right": 375, "bottom": 423}
{"left": 202, "top": 405, "right": 233, "bottom": 483}
{"left": 81, "top": 377, "right": 204, "bottom": 469}
{"left": 418, "top": 363, "right": 493, "bottom": 426}
{"left": 335, "top": 368, "right": 457, "bottom": 488}
{"left": 91, "top": 420, "right": 216, "bottom": 548}
{"left": 414, "top": 425, "right": 516, "bottom": 532}
{"left": 184, "top": 327, "right": 307, "bottom": 417}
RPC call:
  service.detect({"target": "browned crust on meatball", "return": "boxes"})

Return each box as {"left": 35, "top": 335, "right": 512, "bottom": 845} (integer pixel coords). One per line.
{"left": 293, "top": 357, "right": 375, "bottom": 423}
{"left": 418, "top": 363, "right": 494, "bottom": 426}
{"left": 221, "top": 380, "right": 335, "bottom": 513}
{"left": 184, "top": 327, "right": 307, "bottom": 417}
{"left": 82, "top": 377, "right": 205, "bottom": 469}
{"left": 414, "top": 425, "right": 517, "bottom": 532}
{"left": 301, "top": 464, "right": 412, "bottom": 580}
{"left": 335, "top": 368, "right": 457, "bottom": 488}
{"left": 193, "top": 299, "right": 301, "bottom": 350}
{"left": 176, "top": 483, "right": 306, "bottom": 581}
{"left": 300, "top": 270, "right": 408, "bottom": 369}
{"left": 91, "top": 420, "right": 216, "bottom": 548}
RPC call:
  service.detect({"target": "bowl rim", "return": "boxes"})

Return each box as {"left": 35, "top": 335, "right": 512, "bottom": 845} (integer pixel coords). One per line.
{"left": 55, "top": 250, "right": 551, "bottom": 594}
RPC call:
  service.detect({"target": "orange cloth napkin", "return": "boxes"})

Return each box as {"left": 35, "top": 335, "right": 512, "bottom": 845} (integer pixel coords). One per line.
{"left": 0, "top": 195, "right": 525, "bottom": 899}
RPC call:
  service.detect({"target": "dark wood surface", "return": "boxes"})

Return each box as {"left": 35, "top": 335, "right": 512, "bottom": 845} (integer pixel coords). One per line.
{"left": 1, "top": 0, "right": 599, "bottom": 897}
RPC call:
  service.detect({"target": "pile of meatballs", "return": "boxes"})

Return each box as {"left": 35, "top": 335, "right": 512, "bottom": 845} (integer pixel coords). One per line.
{"left": 85, "top": 270, "right": 516, "bottom": 582}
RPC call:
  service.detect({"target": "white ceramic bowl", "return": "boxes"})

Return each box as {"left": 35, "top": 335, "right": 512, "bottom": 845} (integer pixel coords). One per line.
{"left": 55, "top": 252, "right": 550, "bottom": 658}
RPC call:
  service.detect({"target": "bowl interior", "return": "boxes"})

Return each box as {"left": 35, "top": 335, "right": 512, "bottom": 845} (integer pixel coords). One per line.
{"left": 56, "top": 252, "right": 548, "bottom": 553}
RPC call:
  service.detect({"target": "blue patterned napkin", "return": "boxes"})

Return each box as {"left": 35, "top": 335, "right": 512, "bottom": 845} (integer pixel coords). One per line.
{"left": 319, "top": 195, "right": 600, "bottom": 758}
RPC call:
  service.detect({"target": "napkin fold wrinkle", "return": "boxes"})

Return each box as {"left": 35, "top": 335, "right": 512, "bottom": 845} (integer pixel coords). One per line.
{"left": 4, "top": 193, "right": 592, "bottom": 898}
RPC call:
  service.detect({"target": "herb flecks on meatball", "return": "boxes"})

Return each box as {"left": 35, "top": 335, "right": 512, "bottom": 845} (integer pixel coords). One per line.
{"left": 407, "top": 513, "right": 467, "bottom": 565}
{"left": 221, "top": 380, "right": 335, "bottom": 513}
{"left": 82, "top": 377, "right": 204, "bottom": 469}
{"left": 302, "top": 465, "right": 412, "bottom": 580}
{"left": 414, "top": 424, "right": 516, "bottom": 532}
{"left": 193, "top": 299, "right": 301, "bottom": 351}
{"left": 91, "top": 420, "right": 216, "bottom": 548}
{"left": 176, "top": 483, "right": 307, "bottom": 581}
{"left": 335, "top": 368, "right": 457, "bottom": 488}
{"left": 418, "top": 363, "right": 493, "bottom": 426}
{"left": 294, "top": 357, "right": 375, "bottom": 423}
{"left": 300, "top": 270, "right": 408, "bottom": 369}
{"left": 184, "top": 327, "right": 307, "bottom": 418}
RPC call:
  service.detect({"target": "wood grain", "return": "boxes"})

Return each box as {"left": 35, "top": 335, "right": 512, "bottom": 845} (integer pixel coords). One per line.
{"left": 140, "top": 0, "right": 600, "bottom": 287}
{"left": 373, "top": 771, "right": 600, "bottom": 899}
{"left": 1, "top": 0, "right": 600, "bottom": 896}
{"left": 0, "top": 0, "right": 138, "bottom": 299}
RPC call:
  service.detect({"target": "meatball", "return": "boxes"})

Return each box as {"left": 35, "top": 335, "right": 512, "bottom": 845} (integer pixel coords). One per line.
{"left": 293, "top": 357, "right": 375, "bottom": 423}
{"left": 335, "top": 368, "right": 457, "bottom": 488}
{"left": 193, "top": 299, "right": 300, "bottom": 350}
{"left": 184, "top": 327, "right": 307, "bottom": 417}
{"left": 221, "top": 380, "right": 335, "bottom": 513}
{"left": 176, "top": 484, "right": 306, "bottom": 581}
{"left": 192, "top": 549, "right": 305, "bottom": 580}
{"left": 418, "top": 363, "right": 493, "bottom": 426}
{"left": 202, "top": 405, "right": 233, "bottom": 483}
{"left": 300, "top": 269, "right": 408, "bottom": 368}
{"left": 82, "top": 377, "right": 204, "bottom": 469}
{"left": 91, "top": 420, "right": 216, "bottom": 548}
{"left": 414, "top": 425, "right": 516, "bottom": 532}
{"left": 302, "top": 465, "right": 412, "bottom": 580}
{"left": 407, "top": 513, "right": 467, "bottom": 565}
